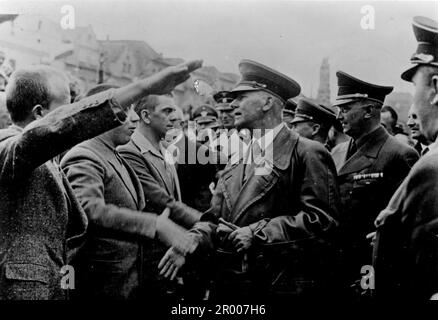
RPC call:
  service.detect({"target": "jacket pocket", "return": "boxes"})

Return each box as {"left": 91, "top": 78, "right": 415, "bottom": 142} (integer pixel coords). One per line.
{"left": 5, "top": 263, "right": 51, "bottom": 284}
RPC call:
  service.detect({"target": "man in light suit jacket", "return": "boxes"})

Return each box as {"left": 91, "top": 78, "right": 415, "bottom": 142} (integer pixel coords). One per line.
{"left": 0, "top": 61, "right": 202, "bottom": 300}
{"left": 61, "top": 86, "right": 198, "bottom": 299}
{"left": 118, "top": 94, "right": 202, "bottom": 298}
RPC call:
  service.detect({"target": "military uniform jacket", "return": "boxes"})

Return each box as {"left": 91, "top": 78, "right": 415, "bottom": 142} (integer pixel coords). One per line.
{"left": 331, "top": 126, "right": 418, "bottom": 268}
{"left": 373, "top": 143, "right": 438, "bottom": 300}
{"left": 0, "top": 90, "right": 126, "bottom": 300}
{"left": 61, "top": 136, "right": 157, "bottom": 300}
{"left": 191, "top": 125, "right": 340, "bottom": 294}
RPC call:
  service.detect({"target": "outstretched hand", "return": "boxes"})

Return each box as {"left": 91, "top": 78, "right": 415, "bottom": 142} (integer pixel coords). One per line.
{"left": 158, "top": 247, "right": 186, "bottom": 281}
{"left": 156, "top": 208, "right": 197, "bottom": 255}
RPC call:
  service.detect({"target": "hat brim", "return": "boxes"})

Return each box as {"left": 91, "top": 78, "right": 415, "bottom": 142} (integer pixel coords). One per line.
{"left": 216, "top": 103, "right": 234, "bottom": 111}
{"left": 290, "top": 116, "right": 309, "bottom": 125}
{"left": 401, "top": 65, "right": 419, "bottom": 82}
{"left": 332, "top": 98, "right": 357, "bottom": 107}
{"left": 230, "top": 84, "right": 262, "bottom": 96}
{"left": 282, "top": 109, "right": 295, "bottom": 116}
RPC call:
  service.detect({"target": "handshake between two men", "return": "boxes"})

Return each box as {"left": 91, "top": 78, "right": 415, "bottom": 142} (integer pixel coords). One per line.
{"left": 158, "top": 215, "right": 254, "bottom": 281}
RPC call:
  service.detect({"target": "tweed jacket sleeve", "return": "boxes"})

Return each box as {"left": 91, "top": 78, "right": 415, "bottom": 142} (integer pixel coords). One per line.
{"left": 61, "top": 147, "right": 157, "bottom": 239}
{"left": 0, "top": 90, "right": 125, "bottom": 182}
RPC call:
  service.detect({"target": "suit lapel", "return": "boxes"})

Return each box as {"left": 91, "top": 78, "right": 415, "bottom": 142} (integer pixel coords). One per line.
{"left": 107, "top": 156, "right": 140, "bottom": 207}
{"left": 331, "top": 140, "right": 350, "bottom": 172}
{"left": 220, "top": 162, "right": 245, "bottom": 216}
{"left": 338, "top": 126, "right": 389, "bottom": 176}
{"left": 132, "top": 133, "right": 176, "bottom": 198}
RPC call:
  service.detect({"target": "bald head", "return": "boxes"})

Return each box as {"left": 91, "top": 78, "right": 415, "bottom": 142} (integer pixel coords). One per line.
{"left": 6, "top": 65, "right": 70, "bottom": 124}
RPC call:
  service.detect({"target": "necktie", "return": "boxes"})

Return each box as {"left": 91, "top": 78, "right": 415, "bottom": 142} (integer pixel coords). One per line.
{"left": 421, "top": 146, "right": 429, "bottom": 157}
{"left": 346, "top": 140, "right": 357, "bottom": 160}
{"left": 243, "top": 141, "right": 262, "bottom": 182}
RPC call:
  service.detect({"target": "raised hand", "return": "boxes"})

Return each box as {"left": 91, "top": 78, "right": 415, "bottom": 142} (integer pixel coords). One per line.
{"left": 144, "top": 60, "right": 203, "bottom": 95}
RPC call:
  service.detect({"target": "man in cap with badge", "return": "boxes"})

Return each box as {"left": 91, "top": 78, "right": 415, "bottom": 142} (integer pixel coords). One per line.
{"left": 214, "top": 91, "right": 235, "bottom": 130}
{"left": 291, "top": 98, "right": 336, "bottom": 147}
{"left": 330, "top": 71, "right": 418, "bottom": 299}
{"left": 211, "top": 91, "right": 249, "bottom": 166}
{"left": 373, "top": 16, "right": 438, "bottom": 300}
{"left": 192, "top": 104, "right": 220, "bottom": 131}
{"left": 159, "top": 59, "right": 340, "bottom": 299}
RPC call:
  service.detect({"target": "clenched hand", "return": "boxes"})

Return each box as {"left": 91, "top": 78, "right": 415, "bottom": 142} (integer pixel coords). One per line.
{"left": 229, "top": 226, "right": 253, "bottom": 253}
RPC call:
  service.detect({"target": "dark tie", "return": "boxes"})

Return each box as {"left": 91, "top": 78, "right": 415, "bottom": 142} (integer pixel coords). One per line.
{"left": 421, "top": 146, "right": 429, "bottom": 157}
{"left": 346, "top": 140, "right": 357, "bottom": 160}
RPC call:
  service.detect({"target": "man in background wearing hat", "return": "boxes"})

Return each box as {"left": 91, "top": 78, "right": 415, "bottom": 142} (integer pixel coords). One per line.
{"left": 159, "top": 60, "right": 340, "bottom": 299}
{"left": 291, "top": 98, "right": 336, "bottom": 148}
{"left": 331, "top": 71, "right": 418, "bottom": 299}
{"left": 212, "top": 91, "right": 249, "bottom": 166}
{"left": 214, "top": 91, "right": 235, "bottom": 130}
{"left": 192, "top": 104, "right": 220, "bottom": 131}
{"left": 282, "top": 98, "right": 297, "bottom": 129}
{"left": 373, "top": 16, "right": 438, "bottom": 300}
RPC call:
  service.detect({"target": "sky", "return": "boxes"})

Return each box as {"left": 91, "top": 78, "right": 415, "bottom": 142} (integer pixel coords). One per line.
{"left": 1, "top": 0, "right": 438, "bottom": 98}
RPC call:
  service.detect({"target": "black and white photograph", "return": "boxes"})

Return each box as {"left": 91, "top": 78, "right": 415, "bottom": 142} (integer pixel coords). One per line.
{"left": 0, "top": 0, "right": 438, "bottom": 314}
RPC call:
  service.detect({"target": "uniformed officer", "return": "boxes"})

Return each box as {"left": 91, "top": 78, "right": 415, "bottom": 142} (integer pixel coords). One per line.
{"left": 160, "top": 59, "right": 340, "bottom": 300}
{"left": 290, "top": 98, "right": 336, "bottom": 147}
{"left": 192, "top": 104, "right": 220, "bottom": 131}
{"left": 330, "top": 71, "right": 419, "bottom": 298}
{"left": 373, "top": 16, "right": 438, "bottom": 300}
{"left": 282, "top": 98, "right": 297, "bottom": 129}
{"left": 213, "top": 91, "right": 235, "bottom": 130}
{"left": 211, "top": 91, "right": 250, "bottom": 167}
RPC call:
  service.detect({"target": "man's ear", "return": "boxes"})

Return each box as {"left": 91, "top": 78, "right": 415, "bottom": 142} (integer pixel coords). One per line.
{"left": 141, "top": 109, "right": 151, "bottom": 124}
{"left": 31, "top": 104, "right": 44, "bottom": 120}
{"left": 311, "top": 123, "right": 321, "bottom": 137}
{"left": 431, "top": 75, "right": 438, "bottom": 105}
{"left": 262, "top": 96, "right": 274, "bottom": 112}
{"left": 363, "top": 104, "right": 374, "bottom": 119}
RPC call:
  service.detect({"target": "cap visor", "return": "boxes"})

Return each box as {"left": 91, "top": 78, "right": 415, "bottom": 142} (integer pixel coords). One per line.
{"left": 332, "top": 98, "right": 356, "bottom": 107}
{"left": 282, "top": 109, "right": 295, "bottom": 116}
{"left": 401, "top": 65, "right": 419, "bottom": 82}
{"left": 290, "top": 116, "right": 307, "bottom": 125}
{"left": 230, "top": 84, "right": 261, "bottom": 95}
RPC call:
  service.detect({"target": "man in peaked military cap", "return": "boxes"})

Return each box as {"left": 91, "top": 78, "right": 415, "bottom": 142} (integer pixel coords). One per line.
{"left": 373, "top": 16, "right": 438, "bottom": 300}
{"left": 192, "top": 104, "right": 219, "bottom": 131}
{"left": 214, "top": 91, "right": 235, "bottom": 130}
{"left": 159, "top": 59, "right": 340, "bottom": 300}
{"left": 291, "top": 98, "right": 336, "bottom": 147}
{"left": 330, "top": 71, "right": 418, "bottom": 299}
{"left": 282, "top": 98, "right": 297, "bottom": 129}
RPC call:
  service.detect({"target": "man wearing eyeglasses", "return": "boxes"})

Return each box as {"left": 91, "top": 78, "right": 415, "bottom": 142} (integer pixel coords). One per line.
{"left": 331, "top": 71, "right": 418, "bottom": 300}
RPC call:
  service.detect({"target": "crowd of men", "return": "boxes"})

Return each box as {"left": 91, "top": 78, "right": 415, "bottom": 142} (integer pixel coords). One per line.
{"left": 0, "top": 15, "right": 438, "bottom": 302}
